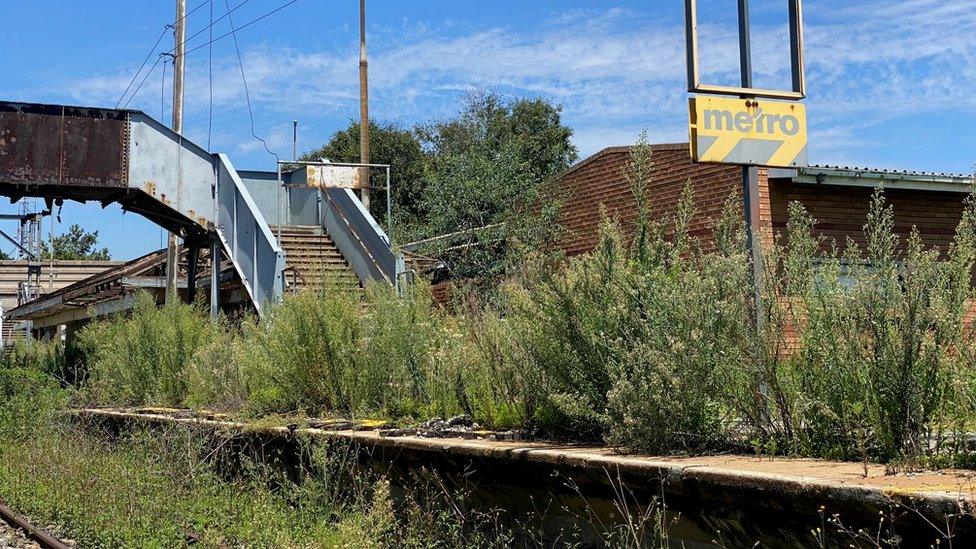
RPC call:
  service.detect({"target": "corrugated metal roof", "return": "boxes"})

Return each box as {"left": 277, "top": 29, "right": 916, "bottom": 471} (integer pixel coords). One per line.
{"left": 805, "top": 164, "right": 973, "bottom": 180}
{"left": 787, "top": 164, "right": 974, "bottom": 194}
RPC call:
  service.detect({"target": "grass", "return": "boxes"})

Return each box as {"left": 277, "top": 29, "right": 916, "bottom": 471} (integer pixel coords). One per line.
{"left": 0, "top": 367, "right": 517, "bottom": 548}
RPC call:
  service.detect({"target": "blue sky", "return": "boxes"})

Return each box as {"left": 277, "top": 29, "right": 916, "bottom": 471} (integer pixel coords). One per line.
{"left": 0, "top": 0, "right": 974, "bottom": 259}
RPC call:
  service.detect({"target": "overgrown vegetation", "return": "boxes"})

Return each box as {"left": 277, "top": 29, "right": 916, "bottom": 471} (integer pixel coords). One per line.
{"left": 3, "top": 144, "right": 976, "bottom": 547}
{"left": 0, "top": 361, "right": 518, "bottom": 547}
{"left": 8, "top": 139, "right": 976, "bottom": 471}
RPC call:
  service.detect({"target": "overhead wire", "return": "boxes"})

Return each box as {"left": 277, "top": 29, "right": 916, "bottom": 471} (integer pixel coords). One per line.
{"left": 181, "top": 0, "right": 211, "bottom": 23}
{"left": 118, "top": 0, "right": 298, "bottom": 150}
{"left": 224, "top": 0, "right": 298, "bottom": 162}
{"left": 115, "top": 27, "right": 168, "bottom": 108}
{"left": 207, "top": 0, "right": 214, "bottom": 150}
{"left": 179, "top": 0, "right": 252, "bottom": 56}
{"left": 121, "top": 0, "right": 296, "bottom": 110}
{"left": 181, "top": 0, "right": 298, "bottom": 60}
{"left": 115, "top": 0, "right": 211, "bottom": 108}
{"left": 122, "top": 55, "right": 165, "bottom": 109}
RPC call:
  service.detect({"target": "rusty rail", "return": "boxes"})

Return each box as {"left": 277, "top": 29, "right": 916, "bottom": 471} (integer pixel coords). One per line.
{"left": 0, "top": 500, "right": 71, "bottom": 549}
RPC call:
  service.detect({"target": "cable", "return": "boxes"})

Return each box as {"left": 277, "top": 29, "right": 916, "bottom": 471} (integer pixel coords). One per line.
{"left": 224, "top": 0, "right": 282, "bottom": 162}
{"left": 207, "top": 0, "right": 214, "bottom": 150}
{"left": 114, "top": 0, "right": 209, "bottom": 109}
{"left": 119, "top": 0, "right": 297, "bottom": 113}
{"left": 177, "top": 0, "right": 252, "bottom": 56}
{"left": 121, "top": 55, "right": 164, "bottom": 109}
{"left": 181, "top": 0, "right": 298, "bottom": 59}
{"left": 115, "top": 27, "right": 169, "bottom": 108}
{"left": 182, "top": 0, "right": 210, "bottom": 23}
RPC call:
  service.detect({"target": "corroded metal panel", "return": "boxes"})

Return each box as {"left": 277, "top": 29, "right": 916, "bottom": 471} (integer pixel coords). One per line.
{"left": 61, "top": 107, "right": 128, "bottom": 187}
{"left": 302, "top": 164, "right": 367, "bottom": 189}
{"left": 0, "top": 104, "right": 63, "bottom": 184}
{"left": 0, "top": 102, "right": 128, "bottom": 187}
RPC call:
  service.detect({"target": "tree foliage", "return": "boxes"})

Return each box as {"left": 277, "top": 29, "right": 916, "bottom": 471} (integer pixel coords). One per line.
{"left": 301, "top": 120, "right": 429, "bottom": 237}
{"left": 416, "top": 93, "right": 578, "bottom": 278}
{"left": 306, "top": 92, "right": 578, "bottom": 280}
{"left": 42, "top": 224, "right": 110, "bottom": 261}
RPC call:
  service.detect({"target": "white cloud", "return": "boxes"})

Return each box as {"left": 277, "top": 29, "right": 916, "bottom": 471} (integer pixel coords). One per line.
{"left": 59, "top": 1, "right": 976, "bottom": 166}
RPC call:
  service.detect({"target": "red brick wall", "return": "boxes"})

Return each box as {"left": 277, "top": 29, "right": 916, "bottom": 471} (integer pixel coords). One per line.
{"left": 764, "top": 179, "right": 974, "bottom": 344}
{"left": 765, "top": 180, "right": 964, "bottom": 254}
{"left": 555, "top": 145, "right": 743, "bottom": 255}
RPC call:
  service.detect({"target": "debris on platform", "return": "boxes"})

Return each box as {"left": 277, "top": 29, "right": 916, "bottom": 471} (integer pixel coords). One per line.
{"left": 378, "top": 415, "right": 522, "bottom": 441}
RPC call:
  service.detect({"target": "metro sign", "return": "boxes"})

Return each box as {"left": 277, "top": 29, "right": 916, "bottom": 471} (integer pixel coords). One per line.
{"left": 689, "top": 95, "right": 807, "bottom": 168}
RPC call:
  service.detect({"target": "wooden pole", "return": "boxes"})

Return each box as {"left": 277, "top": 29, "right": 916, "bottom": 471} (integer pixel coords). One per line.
{"left": 359, "top": 0, "right": 371, "bottom": 211}
{"left": 165, "top": 0, "right": 186, "bottom": 305}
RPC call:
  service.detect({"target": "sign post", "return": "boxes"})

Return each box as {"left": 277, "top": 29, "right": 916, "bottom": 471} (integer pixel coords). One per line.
{"left": 684, "top": 0, "right": 807, "bottom": 323}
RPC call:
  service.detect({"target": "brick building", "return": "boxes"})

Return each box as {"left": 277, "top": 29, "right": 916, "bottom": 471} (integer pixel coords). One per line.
{"left": 556, "top": 144, "right": 973, "bottom": 257}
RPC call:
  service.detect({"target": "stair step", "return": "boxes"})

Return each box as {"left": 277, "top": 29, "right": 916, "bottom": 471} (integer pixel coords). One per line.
{"left": 279, "top": 237, "right": 337, "bottom": 246}
{"left": 274, "top": 224, "right": 363, "bottom": 293}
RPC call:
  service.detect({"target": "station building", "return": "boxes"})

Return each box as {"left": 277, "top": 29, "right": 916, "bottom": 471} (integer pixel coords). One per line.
{"left": 555, "top": 143, "right": 973, "bottom": 258}
{"left": 431, "top": 142, "right": 972, "bottom": 303}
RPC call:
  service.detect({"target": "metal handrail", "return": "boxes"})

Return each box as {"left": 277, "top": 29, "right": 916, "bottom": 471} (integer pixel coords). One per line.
{"left": 322, "top": 189, "right": 391, "bottom": 282}
{"left": 401, "top": 223, "right": 506, "bottom": 252}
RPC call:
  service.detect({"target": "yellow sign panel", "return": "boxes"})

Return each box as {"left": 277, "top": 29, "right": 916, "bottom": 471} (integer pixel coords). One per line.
{"left": 689, "top": 96, "right": 808, "bottom": 168}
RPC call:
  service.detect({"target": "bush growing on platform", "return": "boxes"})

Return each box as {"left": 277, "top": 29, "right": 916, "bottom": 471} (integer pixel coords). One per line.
{"left": 738, "top": 191, "right": 976, "bottom": 463}
{"left": 57, "top": 141, "right": 976, "bottom": 467}
{"left": 79, "top": 294, "right": 224, "bottom": 407}
{"left": 503, "top": 187, "right": 750, "bottom": 448}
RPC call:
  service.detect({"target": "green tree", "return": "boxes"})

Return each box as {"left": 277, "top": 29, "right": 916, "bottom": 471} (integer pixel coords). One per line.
{"left": 302, "top": 120, "right": 429, "bottom": 239}
{"left": 41, "top": 224, "right": 110, "bottom": 260}
{"left": 416, "top": 93, "right": 578, "bottom": 278}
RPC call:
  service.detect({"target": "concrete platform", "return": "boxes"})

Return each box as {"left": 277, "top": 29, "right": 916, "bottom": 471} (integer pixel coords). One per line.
{"left": 73, "top": 407, "right": 976, "bottom": 547}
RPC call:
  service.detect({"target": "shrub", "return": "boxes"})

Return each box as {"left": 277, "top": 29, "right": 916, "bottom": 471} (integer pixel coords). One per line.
{"left": 0, "top": 367, "right": 67, "bottom": 440}
{"left": 0, "top": 338, "right": 89, "bottom": 385}
{"left": 53, "top": 157, "right": 976, "bottom": 467}
{"left": 748, "top": 191, "right": 976, "bottom": 462}
{"left": 238, "top": 285, "right": 364, "bottom": 416}
{"left": 79, "top": 294, "right": 223, "bottom": 407}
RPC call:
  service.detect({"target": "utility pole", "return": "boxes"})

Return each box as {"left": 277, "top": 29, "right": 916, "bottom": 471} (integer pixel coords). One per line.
{"left": 359, "top": 0, "right": 371, "bottom": 211}
{"left": 165, "top": 0, "right": 186, "bottom": 305}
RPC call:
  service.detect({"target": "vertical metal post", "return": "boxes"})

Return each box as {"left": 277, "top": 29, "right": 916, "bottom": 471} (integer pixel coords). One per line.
{"left": 210, "top": 156, "right": 220, "bottom": 317}
{"left": 276, "top": 162, "right": 283, "bottom": 243}
{"left": 209, "top": 236, "right": 220, "bottom": 317}
{"left": 186, "top": 245, "right": 199, "bottom": 303}
{"left": 385, "top": 166, "right": 392, "bottom": 243}
{"left": 292, "top": 120, "right": 298, "bottom": 161}
{"left": 359, "top": 0, "right": 371, "bottom": 212}
{"left": 788, "top": 0, "right": 805, "bottom": 94}
{"left": 165, "top": 0, "right": 186, "bottom": 305}
{"left": 738, "top": 0, "right": 764, "bottom": 321}
{"left": 737, "top": 0, "right": 753, "bottom": 89}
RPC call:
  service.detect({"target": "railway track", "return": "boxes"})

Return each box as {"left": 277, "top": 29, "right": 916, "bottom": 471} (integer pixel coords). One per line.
{"left": 0, "top": 502, "right": 70, "bottom": 549}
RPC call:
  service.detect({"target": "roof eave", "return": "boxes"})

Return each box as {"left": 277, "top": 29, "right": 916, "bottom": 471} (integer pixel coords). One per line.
{"left": 782, "top": 167, "right": 974, "bottom": 194}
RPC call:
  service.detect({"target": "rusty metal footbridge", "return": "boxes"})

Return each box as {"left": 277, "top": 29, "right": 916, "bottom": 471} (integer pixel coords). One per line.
{"left": 0, "top": 101, "right": 396, "bottom": 315}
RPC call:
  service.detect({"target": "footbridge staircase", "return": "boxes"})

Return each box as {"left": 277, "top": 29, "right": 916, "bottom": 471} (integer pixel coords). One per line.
{"left": 0, "top": 101, "right": 396, "bottom": 314}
